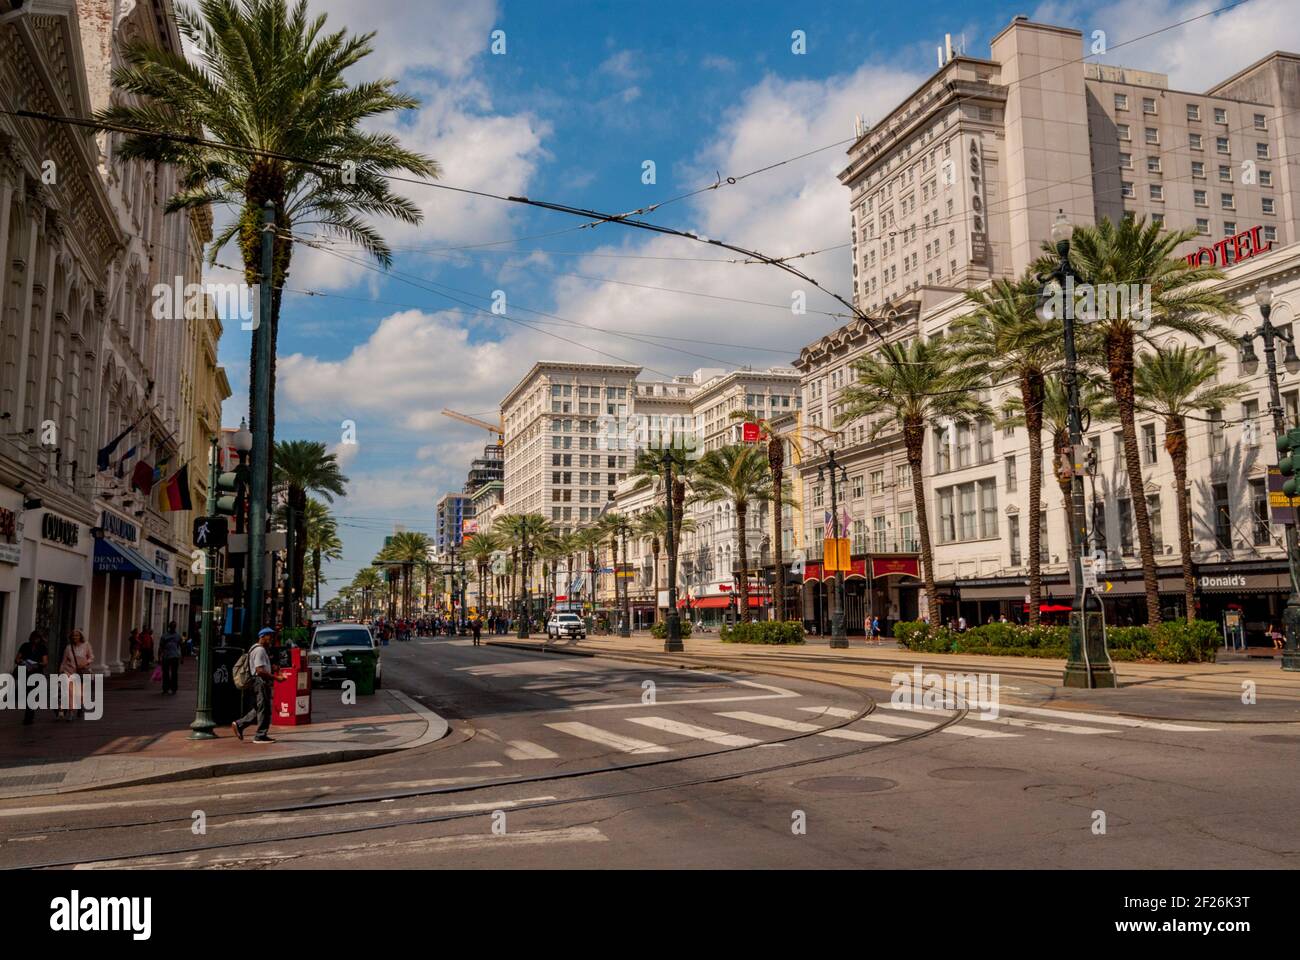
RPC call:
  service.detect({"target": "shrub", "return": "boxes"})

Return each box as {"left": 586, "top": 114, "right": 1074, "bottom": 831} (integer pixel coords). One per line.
{"left": 892, "top": 618, "right": 1216, "bottom": 663}
{"left": 720, "top": 620, "right": 806, "bottom": 644}
{"left": 649, "top": 619, "right": 692, "bottom": 640}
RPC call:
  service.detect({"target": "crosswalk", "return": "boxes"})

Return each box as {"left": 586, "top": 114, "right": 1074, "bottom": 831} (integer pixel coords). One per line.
{"left": 478, "top": 699, "right": 1219, "bottom": 764}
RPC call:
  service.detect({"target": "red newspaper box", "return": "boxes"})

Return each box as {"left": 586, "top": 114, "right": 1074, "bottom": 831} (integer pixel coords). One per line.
{"left": 272, "top": 646, "right": 312, "bottom": 726}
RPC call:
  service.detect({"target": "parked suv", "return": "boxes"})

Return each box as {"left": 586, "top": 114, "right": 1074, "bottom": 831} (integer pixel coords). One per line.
{"left": 308, "top": 624, "right": 382, "bottom": 688}
{"left": 546, "top": 612, "right": 587, "bottom": 640}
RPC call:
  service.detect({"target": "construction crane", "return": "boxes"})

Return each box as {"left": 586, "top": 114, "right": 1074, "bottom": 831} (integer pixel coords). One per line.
{"left": 441, "top": 408, "right": 504, "bottom": 448}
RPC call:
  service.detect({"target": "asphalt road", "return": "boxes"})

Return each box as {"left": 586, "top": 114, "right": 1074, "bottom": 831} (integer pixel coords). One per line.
{"left": 2, "top": 636, "right": 1296, "bottom": 869}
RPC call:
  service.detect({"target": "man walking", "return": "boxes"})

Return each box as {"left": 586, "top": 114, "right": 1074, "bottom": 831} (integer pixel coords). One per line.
{"left": 159, "top": 621, "right": 182, "bottom": 695}
{"left": 233, "top": 627, "right": 279, "bottom": 743}
{"left": 471, "top": 616, "right": 482, "bottom": 646}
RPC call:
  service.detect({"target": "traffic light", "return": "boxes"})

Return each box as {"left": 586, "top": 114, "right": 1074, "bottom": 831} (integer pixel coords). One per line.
{"left": 193, "top": 515, "right": 228, "bottom": 551}
{"left": 214, "top": 462, "right": 249, "bottom": 518}
{"left": 1279, "top": 428, "right": 1300, "bottom": 496}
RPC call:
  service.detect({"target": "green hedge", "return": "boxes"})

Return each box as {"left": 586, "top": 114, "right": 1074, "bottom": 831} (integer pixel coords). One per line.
{"left": 650, "top": 619, "right": 692, "bottom": 640}
{"left": 721, "top": 621, "right": 806, "bottom": 645}
{"left": 892, "top": 619, "right": 1217, "bottom": 663}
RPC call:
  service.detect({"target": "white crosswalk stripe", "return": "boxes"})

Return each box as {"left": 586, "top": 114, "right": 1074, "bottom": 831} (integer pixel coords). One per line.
{"left": 626, "top": 716, "right": 762, "bottom": 747}
{"left": 721, "top": 710, "right": 896, "bottom": 743}
{"left": 799, "top": 706, "right": 1018, "bottom": 738}
{"left": 991, "top": 703, "right": 1216, "bottom": 732}
{"left": 545, "top": 722, "right": 669, "bottom": 754}
{"left": 504, "top": 740, "right": 560, "bottom": 760}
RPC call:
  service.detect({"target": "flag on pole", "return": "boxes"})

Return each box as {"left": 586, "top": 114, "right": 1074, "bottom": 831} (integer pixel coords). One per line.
{"left": 130, "top": 459, "right": 155, "bottom": 495}
{"left": 114, "top": 446, "right": 137, "bottom": 479}
{"left": 97, "top": 416, "right": 144, "bottom": 471}
{"left": 823, "top": 510, "right": 833, "bottom": 537}
{"left": 156, "top": 464, "right": 192, "bottom": 512}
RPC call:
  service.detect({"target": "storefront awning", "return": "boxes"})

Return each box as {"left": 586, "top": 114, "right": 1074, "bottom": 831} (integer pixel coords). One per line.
{"left": 680, "top": 595, "right": 766, "bottom": 609}
{"left": 93, "top": 538, "right": 174, "bottom": 586}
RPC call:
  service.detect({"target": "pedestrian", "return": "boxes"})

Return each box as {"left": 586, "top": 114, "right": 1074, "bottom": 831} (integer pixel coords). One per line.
{"left": 56, "top": 629, "right": 94, "bottom": 720}
{"left": 471, "top": 616, "right": 482, "bottom": 646}
{"left": 233, "top": 627, "right": 279, "bottom": 743}
{"left": 870, "top": 615, "right": 882, "bottom": 645}
{"left": 15, "top": 630, "right": 48, "bottom": 725}
{"left": 159, "top": 621, "right": 182, "bottom": 695}
{"left": 1272, "top": 622, "right": 1284, "bottom": 651}
{"left": 137, "top": 625, "right": 155, "bottom": 671}
{"left": 127, "top": 627, "right": 139, "bottom": 670}
{"left": 957, "top": 615, "right": 967, "bottom": 632}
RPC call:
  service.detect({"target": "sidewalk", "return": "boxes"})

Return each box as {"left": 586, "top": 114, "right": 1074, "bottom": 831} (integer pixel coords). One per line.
{"left": 487, "top": 629, "right": 1300, "bottom": 724}
{"left": 0, "top": 658, "right": 448, "bottom": 799}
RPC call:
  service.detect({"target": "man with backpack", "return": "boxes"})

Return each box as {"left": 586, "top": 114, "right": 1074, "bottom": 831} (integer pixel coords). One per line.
{"left": 232, "top": 627, "right": 279, "bottom": 743}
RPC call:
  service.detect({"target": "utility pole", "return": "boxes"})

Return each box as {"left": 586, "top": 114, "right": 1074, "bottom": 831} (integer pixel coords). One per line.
{"left": 663, "top": 447, "right": 683, "bottom": 652}
{"left": 517, "top": 523, "right": 531, "bottom": 638}
{"left": 189, "top": 436, "right": 219, "bottom": 739}
{"left": 820, "top": 449, "right": 848, "bottom": 648}
{"left": 247, "top": 201, "right": 274, "bottom": 638}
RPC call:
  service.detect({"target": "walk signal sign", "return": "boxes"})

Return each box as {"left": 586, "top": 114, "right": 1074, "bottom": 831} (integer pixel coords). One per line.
{"left": 193, "top": 516, "right": 228, "bottom": 550}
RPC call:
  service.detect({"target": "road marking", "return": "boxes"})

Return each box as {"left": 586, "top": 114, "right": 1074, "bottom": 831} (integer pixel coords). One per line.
{"left": 716, "top": 711, "right": 822, "bottom": 732}
{"left": 801, "top": 707, "right": 1019, "bottom": 739}
{"left": 198, "top": 796, "right": 558, "bottom": 830}
{"left": 504, "top": 740, "right": 560, "bottom": 760}
{"left": 965, "top": 715, "right": 1111, "bottom": 735}
{"left": 571, "top": 677, "right": 802, "bottom": 711}
{"left": 801, "top": 705, "right": 857, "bottom": 719}
{"left": 545, "top": 722, "right": 669, "bottom": 754}
{"left": 992, "top": 703, "right": 1216, "bottom": 732}
{"left": 625, "top": 716, "right": 761, "bottom": 747}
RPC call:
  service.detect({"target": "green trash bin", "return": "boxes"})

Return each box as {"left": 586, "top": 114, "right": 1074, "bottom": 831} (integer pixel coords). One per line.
{"left": 342, "top": 649, "right": 376, "bottom": 695}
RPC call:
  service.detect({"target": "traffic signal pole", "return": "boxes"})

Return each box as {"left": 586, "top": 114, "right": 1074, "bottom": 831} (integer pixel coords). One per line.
{"left": 248, "top": 202, "right": 275, "bottom": 640}
{"left": 189, "top": 437, "right": 219, "bottom": 740}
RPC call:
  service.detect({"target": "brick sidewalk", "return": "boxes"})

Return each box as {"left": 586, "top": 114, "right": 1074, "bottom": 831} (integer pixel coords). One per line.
{"left": 0, "top": 657, "right": 447, "bottom": 799}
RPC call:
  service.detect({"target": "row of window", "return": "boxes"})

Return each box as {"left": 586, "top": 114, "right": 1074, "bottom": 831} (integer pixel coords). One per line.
{"left": 551, "top": 454, "right": 627, "bottom": 468}
{"left": 1115, "top": 123, "right": 1270, "bottom": 161}
{"left": 1114, "top": 94, "right": 1268, "bottom": 132}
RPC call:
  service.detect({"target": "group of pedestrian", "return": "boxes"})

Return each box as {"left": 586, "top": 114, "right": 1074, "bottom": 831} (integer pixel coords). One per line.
{"left": 14, "top": 626, "right": 95, "bottom": 724}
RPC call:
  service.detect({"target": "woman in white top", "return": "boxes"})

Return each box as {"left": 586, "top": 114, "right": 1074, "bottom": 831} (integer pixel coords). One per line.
{"left": 57, "top": 629, "right": 94, "bottom": 720}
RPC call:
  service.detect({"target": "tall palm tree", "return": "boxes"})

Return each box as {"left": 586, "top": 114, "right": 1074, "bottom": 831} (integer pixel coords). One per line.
{"left": 1058, "top": 216, "right": 1235, "bottom": 623}
{"left": 462, "top": 532, "right": 503, "bottom": 617}
{"left": 952, "top": 273, "right": 1061, "bottom": 625}
{"left": 376, "top": 531, "right": 431, "bottom": 619}
{"left": 839, "top": 337, "right": 990, "bottom": 625}
{"left": 273, "top": 440, "right": 349, "bottom": 617}
{"left": 630, "top": 445, "right": 699, "bottom": 619}
{"left": 691, "top": 444, "right": 784, "bottom": 623}
{"left": 302, "top": 498, "right": 342, "bottom": 609}
{"left": 100, "top": 0, "right": 437, "bottom": 502}
{"left": 574, "top": 524, "right": 605, "bottom": 617}
{"left": 635, "top": 506, "right": 696, "bottom": 624}
{"left": 352, "top": 567, "right": 381, "bottom": 621}
{"left": 1134, "top": 346, "right": 1247, "bottom": 622}
{"left": 596, "top": 512, "right": 630, "bottom": 629}
{"left": 495, "top": 513, "right": 550, "bottom": 627}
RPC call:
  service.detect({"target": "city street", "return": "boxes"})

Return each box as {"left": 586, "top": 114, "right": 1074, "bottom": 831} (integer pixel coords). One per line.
{"left": 4, "top": 636, "right": 1295, "bottom": 869}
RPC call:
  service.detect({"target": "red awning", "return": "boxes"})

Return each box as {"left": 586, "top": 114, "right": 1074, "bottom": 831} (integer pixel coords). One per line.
{"left": 679, "top": 596, "right": 767, "bottom": 610}
{"left": 1039, "top": 603, "right": 1072, "bottom": 612}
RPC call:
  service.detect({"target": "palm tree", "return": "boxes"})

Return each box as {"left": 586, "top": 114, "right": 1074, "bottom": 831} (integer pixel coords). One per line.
{"left": 376, "top": 531, "right": 431, "bottom": 619}
{"left": 352, "top": 567, "right": 381, "bottom": 621}
{"left": 952, "top": 273, "right": 1060, "bottom": 624}
{"left": 635, "top": 506, "right": 697, "bottom": 624}
{"left": 691, "top": 445, "right": 786, "bottom": 623}
{"left": 302, "top": 498, "right": 342, "bottom": 609}
{"left": 273, "top": 440, "right": 349, "bottom": 618}
{"left": 630, "top": 445, "right": 699, "bottom": 620}
{"left": 574, "top": 524, "right": 605, "bottom": 618}
{"left": 1058, "top": 216, "right": 1235, "bottom": 623}
{"left": 596, "top": 512, "right": 631, "bottom": 629}
{"left": 839, "top": 337, "right": 990, "bottom": 625}
{"left": 100, "top": 0, "right": 438, "bottom": 502}
{"left": 1134, "top": 346, "right": 1247, "bottom": 622}
{"left": 462, "top": 532, "right": 503, "bottom": 617}
{"left": 495, "top": 513, "right": 550, "bottom": 627}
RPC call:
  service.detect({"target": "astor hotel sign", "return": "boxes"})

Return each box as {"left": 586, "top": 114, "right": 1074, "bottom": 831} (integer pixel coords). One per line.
{"left": 1184, "top": 224, "right": 1272, "bottom": 268}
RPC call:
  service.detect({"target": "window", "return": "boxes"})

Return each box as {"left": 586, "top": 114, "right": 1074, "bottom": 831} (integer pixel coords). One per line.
{"left": 959, "top": 484, "right": 977, "bottom": 540}
{"left": 1009, "top": 515, "right": 1021, "bottom": 566}
{"left": 1121, "top": 181, "right": 1135, "bottom": 198}
{"left": 1242, "top": 399, "right": 1259, "bottom": 445}
{"left": 1141, "top": 125, "right": 1158, "bottom": 145}
{"left": 1209, "top": 409, "right": 1226, "bottom": 456}
{"left": 1146, "top": 156, "right": 1161, "bottom": 173}
{"left": 1214, "top": 107, "right": 1228, "bottom": 124}
{"left": 1092, "top": 501, "right": 1107, "bottom": 552}
{"left": 1261, "top": 169, "right": 1273, "bottom": 187}
{"left": 1119, "top": 498, "right": 1134, "bottom": 556}
{"left": 1216, "top": 136, "right": 1230, "bottom": 154}
{"left": 1142, "top": 423, "right": 1158, "bottom": 464}
{"left": 979, "top": 479, "right": 998, "bottom": 539}
{"left": 1119, "top": 152, "right": 1133, "bottom": 169}
{"left": 1196, "top": 218, "right": 1210, "bottom": 235}
{"left": 1263, "top": 197, "right": 1276, "bottom": 215}
{"left": 1142, "top": 96, "right": 1157, "bottom": 114}
{"left": 1151, "top": 213, "right": 1165, "bottom": 227}
{"left": 1194, "top": 189, "right": 1208, "bottom": 207}
{"left": 871, "top": 470, "right": 885, "bottom": 495}
{"left": 1114, "top": 93, "right": 1129, "bottom": 110}
{"left": 1254, "top": 113, "right": 1267, "bottom": 131}
{"left": 851, "top": 474, "right": 864, "bottom": 500}
{"left": 1117, "top": 123, "right": 1131, "bottom": 141}
{"left": 1189, "top": 133, "right": 1203, "bottom": 150}
{"left": 813, "top": 485, "right": 824, "bottom": 508}
{"left": 938, "top": 489, "right": 955, "bottom": 543}
{"left": 1213, "top": 482, "right": 1231, "bottom": 550}
{"left": 1005, "top": 455, "right": 1017, "bottom": 493}
{"left": 1265, "top": 226, "right": 1278, "bottom": 243}
{"left": 1252, "top": 478, "right": 1271, "bottom": 546}
{"left": 1218, "top": 164, "right": 1232, "bottom": 182}
{"left": 1221, "top": 193, "right": 1235, "bottom": 210}
{"left": 1187, "top": 103, "right": 1201, "bottom": 121}
{"left": 1257, "top": 142, "right": 1270, "bottom": 159}
{"left": 1285, "top": 390, "right": 1299, "bottom": 425}
{"left": 1149, "top": 184, "right": 1164, "bottom": 201}
{"left": 977, "top": 420, "right": 994, "bottom": 463}
{"left": 1191, "top": 161, "right": 1205, "bottom": 179}
{"left": 899, "top": 510, "right": 915, "bottom": 550}
{"left": 872, "top": 515, "right": 887, "bottom": 552}
{"left": 1130, "top": 494, "right": 1155, "bottom": 554}
{"left": 956, "top": 423, "right": 972, "bottom": 468}
{"left": 1225, "top": 221, "right": 1236, "bottom": 236}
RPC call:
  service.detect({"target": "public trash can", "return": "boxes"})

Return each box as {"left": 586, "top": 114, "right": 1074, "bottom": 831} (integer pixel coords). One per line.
{"left": 210, "top": 644, "right": 245, "bottom": 726}
{"left": 342, "top": 649, "right": 377, "bottom": 695}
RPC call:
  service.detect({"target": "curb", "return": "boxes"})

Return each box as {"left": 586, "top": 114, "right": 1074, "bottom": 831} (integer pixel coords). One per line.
{"left": 1, "top": 690, "right": 451, "bottom": 799}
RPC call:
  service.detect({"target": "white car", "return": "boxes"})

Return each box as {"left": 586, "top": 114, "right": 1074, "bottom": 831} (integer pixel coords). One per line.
{"left": 308, "top": 624, "right": 383, "bottom": 688}
{"left": 546, "top": 612, "right": 587, "bottom": 640}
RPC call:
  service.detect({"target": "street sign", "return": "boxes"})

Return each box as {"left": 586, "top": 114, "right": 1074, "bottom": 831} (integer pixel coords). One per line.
{"left": 1081, "top": 565, "right": 1098, "bottom": 590}
{"left": 193, "top": 516, "right": 227, "bottom": 550}
{"left": 742, "top": 422, "right": 761, "bottom": 443}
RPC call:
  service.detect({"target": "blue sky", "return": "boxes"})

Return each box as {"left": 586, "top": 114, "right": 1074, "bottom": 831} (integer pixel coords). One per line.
{"left": 208, "top": 0, "right": 1299, "bottom": 598}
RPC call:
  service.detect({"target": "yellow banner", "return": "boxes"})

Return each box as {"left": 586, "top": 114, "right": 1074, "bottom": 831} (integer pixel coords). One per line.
{"left": 823, "top": 537, "right": 851, "bottom": 572}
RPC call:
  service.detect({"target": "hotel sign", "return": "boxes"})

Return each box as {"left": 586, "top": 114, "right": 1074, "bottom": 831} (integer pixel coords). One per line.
{"left": 1184, "top": 224, "right": 1272, "bottom": 268}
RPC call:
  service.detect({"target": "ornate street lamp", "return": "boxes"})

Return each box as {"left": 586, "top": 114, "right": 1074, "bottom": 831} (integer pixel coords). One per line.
{"left": 818, "top": 449, "right": 849, "bottom": 649}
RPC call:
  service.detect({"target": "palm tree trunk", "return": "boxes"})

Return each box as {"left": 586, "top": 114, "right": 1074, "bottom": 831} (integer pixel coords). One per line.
{"left": 736, "top": 502, "right": 751, "bottom": 623}
{"left": 1022, "top": 372, "right": 1045, "bottom": 626}
{"left": 904, "top": 418, "right": 940, "bottom": 625}
{"left": 770, "top": 438, "right": 786, "bottom": 621}
{"left": 1107, "top": 330, "right": 1162, "bottom": 624}
{"left": 1168, "top": 416, "right": 1196, "bottom": 622}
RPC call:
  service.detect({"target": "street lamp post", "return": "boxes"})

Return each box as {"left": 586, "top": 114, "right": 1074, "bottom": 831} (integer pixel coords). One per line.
{"left": 1240, "top": 286, "right": 1300, "bottom": 670}
{"left": 517, "top": 524, "right": 531, "bottom": 639}
{"left": 189, "top": 437, "right": 220, "bottom": 740}
{"left": 618, "top": 517, "right": 632, "bottom": 637}
{"left": 662, "top": 447, "right": 683, "bottom": 652}
{"left": 1038, "top": 210, "right": 1115, "bottom": 688}
{"left": 230, "top": 419, "right": 252, "bottom": 644}
{"left": 819, "top": 448, "right": 849, "bottom": 649}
